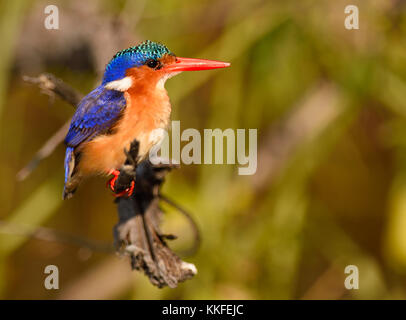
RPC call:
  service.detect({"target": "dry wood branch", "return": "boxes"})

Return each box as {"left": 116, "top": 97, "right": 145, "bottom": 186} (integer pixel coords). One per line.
{"left": 23, "top": 73, "right": 82, "bottom": 106}
{"left": 112, "top": 144, "right": 196, "bottom": 288}
{"left": 19, "top": 73, "right": 198, "bottom": 288}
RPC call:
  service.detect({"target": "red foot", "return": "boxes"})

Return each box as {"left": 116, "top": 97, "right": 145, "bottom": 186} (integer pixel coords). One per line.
{"left": 107, "top": 170, "right": 135, "bottom": 198}
{"left": 113, "top": 180, "right": 135, "bottom": 198}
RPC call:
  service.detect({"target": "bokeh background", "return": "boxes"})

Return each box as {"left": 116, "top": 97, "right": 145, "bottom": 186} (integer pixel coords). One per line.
{"left": 1, "top": 0, "right": 406, "bottom": 299}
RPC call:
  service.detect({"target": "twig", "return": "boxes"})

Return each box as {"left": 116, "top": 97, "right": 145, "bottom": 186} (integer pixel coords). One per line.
{"left": 23, "top": 73, "right": 82, "bottom": 106}
{"left": 17, "top": 120, "right": 71, "bottom": 181}
{"left": 18, "top": 73, "right": 82, "bottom": 181}
{"left": 0, "top": 219, "right": 114, "bottom": 253}
{"left": 159, "top": 194, "right": 201, "bottom": 256}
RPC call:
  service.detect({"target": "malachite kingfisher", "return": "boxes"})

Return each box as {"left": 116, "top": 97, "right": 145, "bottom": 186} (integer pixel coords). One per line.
{"left": 63, "top": 40, "right": 230, "bottom": 199}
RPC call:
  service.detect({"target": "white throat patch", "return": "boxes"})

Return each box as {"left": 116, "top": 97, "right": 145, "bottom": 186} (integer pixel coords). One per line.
{"left": 105, "top": 76, "right": 133, "bottom": 92}
{"left": 156, "top": 72, "right": 181, "bottom": 90}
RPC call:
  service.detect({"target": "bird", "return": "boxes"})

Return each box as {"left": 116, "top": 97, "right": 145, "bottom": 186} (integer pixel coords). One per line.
{"left": 63, "top": 40, "right": 230, "bottom": 199}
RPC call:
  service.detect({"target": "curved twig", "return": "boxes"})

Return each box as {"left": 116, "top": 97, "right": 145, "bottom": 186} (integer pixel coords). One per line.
{"left": 158, "top": 194, "right": 201, "bottom": 257}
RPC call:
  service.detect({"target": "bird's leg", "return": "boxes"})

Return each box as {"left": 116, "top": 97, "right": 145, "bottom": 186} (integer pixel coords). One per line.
{"left": 113, "top": 180, "right": 135, "bottom": 198}
{"left": 107, "top": 169, "right": 135, "bottom": 198}
{"left": 107, "top": 169, "right": 120, "bottom": 190}
{"left": 106, "top": 139, "right": 140, "bottom": 198}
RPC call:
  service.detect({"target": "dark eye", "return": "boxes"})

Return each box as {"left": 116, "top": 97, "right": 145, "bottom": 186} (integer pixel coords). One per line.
{"left": 146, "top": 59, "right": 159, "bottom": 69}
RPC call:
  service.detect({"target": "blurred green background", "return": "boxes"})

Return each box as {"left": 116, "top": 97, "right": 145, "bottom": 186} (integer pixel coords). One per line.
{"left": 1, "top": 0, "right": 406, "bottom": 299}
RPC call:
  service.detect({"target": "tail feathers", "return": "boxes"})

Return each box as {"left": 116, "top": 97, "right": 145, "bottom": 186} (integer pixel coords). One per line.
{"left": 63, "top": 147, "right": 81, "bottom": 200}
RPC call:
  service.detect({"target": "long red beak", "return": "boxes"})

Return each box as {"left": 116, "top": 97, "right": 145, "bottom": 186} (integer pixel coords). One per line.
{"left": 164, "top": 57, "right": 230, "bottom": 72}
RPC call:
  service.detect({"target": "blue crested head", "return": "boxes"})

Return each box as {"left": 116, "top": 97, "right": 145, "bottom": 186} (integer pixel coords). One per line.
{"left": 102, "top": 40, "right": 174, "bottom": 84}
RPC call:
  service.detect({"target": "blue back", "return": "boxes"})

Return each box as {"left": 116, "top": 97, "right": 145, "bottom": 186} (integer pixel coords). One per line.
{"left": 65, "top": 85, "right": 126, "bottom": 147}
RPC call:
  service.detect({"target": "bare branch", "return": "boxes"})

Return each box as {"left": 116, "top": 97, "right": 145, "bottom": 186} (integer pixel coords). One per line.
{"left": 0, "top": 219, "right": 114, "bottom": 253}
{"left": 23, "top": 73, "right": 82, "bottom": 106}
{"left": 17, "top": 120, "right": 70, "bottom": 181}
{"left": 18, "top": 73, "right": 83, "bottom": 181}
{"left": 113, "top": 147, "right": 197, "bottom": 288}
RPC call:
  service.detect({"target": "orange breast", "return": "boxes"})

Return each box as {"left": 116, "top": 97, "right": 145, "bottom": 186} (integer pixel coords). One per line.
{"left": 78, "top": 82, "right": 171, "bottom": 176}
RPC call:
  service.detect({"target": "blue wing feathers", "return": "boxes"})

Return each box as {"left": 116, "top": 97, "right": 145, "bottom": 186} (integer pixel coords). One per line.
{"left": 64, "top": 146, "right": 74, "bottom": 184}
{"left": 64, "top": 85, "right": 126, "bottom": 147}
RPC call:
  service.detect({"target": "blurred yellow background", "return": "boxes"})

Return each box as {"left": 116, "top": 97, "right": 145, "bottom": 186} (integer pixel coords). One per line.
{"left": 1, "top": 0, "right": 406, "bottom": 299}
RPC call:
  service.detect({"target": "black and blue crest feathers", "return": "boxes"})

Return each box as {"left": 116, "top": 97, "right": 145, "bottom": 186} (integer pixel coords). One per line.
{"left": 102, "top": 40, "right": 173, "bottom": 84}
